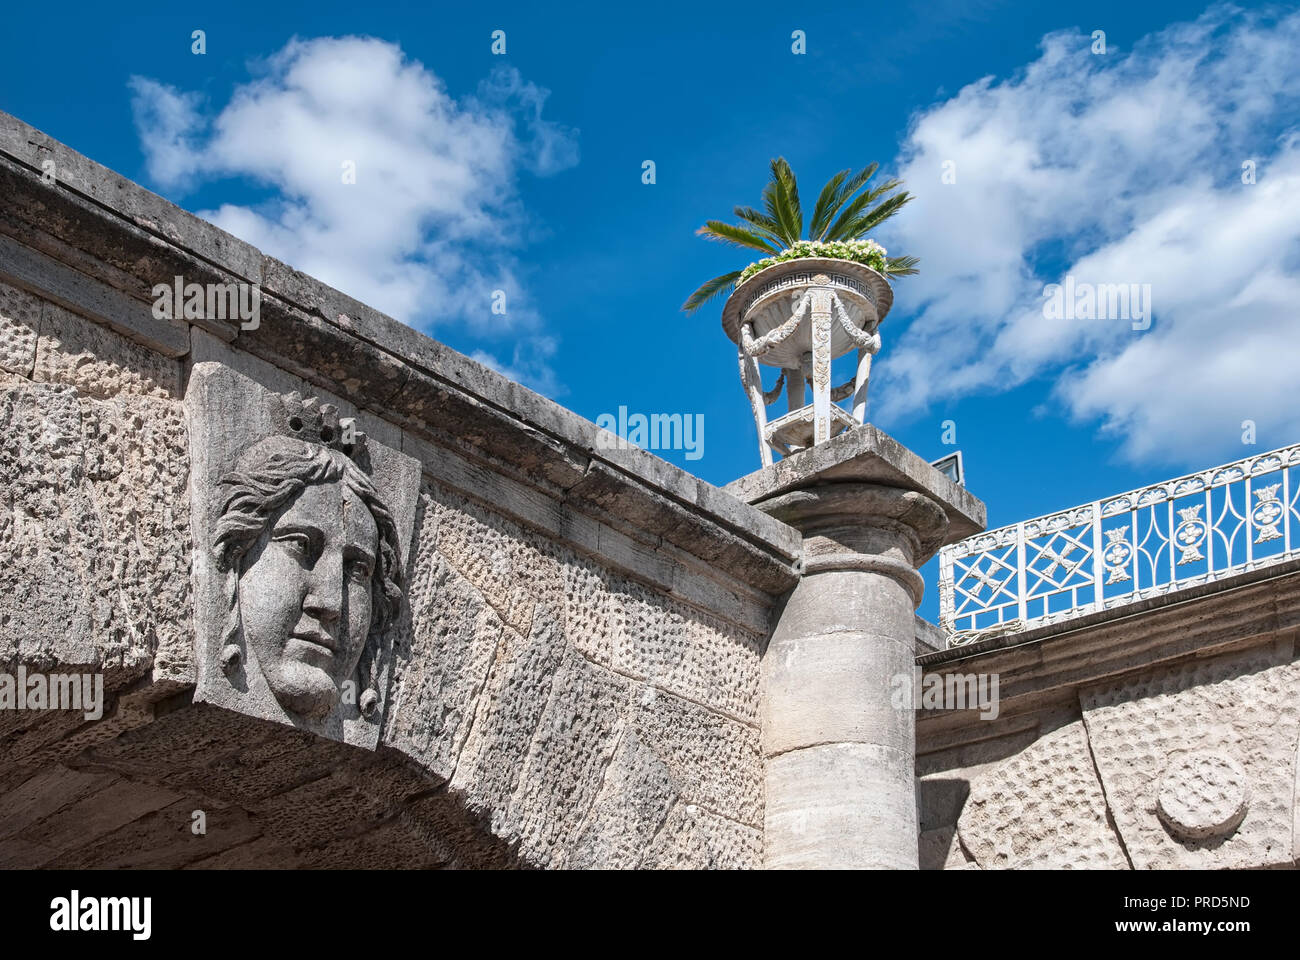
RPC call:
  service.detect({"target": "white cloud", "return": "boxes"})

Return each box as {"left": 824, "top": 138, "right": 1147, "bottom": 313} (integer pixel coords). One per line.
{"left": 879, "top": 6, "right": 1300, "bottom": 465}
{"left": 470, "top": 336, "right": 561, "bottom": 397}
{"left": 129, "top": 36, "right": 578, "bottom": 394}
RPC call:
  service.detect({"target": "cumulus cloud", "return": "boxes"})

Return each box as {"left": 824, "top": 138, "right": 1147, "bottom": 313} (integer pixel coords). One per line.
{"left": 879, "top": 6, "right": 1300, "bottom": 465}
{"left": 129, "top": 36, "right": 578, "bottom": 394}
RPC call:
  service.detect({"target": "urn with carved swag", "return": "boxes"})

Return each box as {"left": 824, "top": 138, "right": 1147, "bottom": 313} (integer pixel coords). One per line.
{"left": 722, "top": 257, "right": 893, "bottom": 466}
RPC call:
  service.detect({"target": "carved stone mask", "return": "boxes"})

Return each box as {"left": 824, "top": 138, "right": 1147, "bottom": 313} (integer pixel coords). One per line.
{"left": 212, "top": 431, "right": 402, "bottom": 722}
{"left": 237, "top": 478, "right": 378, "bottom": 718}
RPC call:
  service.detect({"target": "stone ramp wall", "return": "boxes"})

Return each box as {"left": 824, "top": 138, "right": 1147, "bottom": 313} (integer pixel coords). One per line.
{"left": 916, "top": 565, "right": 1300, "bottom": 870}
{"left": 0, "top": 110, "right": 801, "bottom": 868}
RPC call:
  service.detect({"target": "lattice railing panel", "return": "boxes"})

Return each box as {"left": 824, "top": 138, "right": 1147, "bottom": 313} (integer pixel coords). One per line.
{"left": 939, "top": 444, "right": 1300, "bottom": 645}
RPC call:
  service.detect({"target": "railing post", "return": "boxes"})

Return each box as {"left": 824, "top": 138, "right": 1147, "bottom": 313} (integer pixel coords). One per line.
{"left": 1204, "top": 487, "right": 1214, "bottom": 575}
{"left": 1285, "top": 466, "right": 1293, "bottom": 556}
{"left": 1091, "top": 501, "right": 1104, "bottom": 614}
{"left": 1015, "top": 521, "right": 1028, "bottom": 622}
{"left": 1167, "top": 498, "right": 1176, "bottom": 583}
{"left": 938, "top": 544, "right": 954, "bottom": 632}
{"left": 1245, "top": 475, "right": 1254, "bottom": 567}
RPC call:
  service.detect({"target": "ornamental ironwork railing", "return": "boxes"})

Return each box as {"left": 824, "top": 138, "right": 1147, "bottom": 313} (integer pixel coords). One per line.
{"left": 939, "top": 443, "right": 1300, "bottom": 645}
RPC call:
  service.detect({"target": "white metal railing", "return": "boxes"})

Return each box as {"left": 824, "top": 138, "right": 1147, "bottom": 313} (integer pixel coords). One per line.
{"left": 939, "top": 443, "right": 1300, "bottom": 645}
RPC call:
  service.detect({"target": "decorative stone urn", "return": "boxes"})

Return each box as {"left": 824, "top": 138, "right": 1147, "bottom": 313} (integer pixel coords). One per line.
{"left": 722, "top": 257, "right": 893, "bottom": 466}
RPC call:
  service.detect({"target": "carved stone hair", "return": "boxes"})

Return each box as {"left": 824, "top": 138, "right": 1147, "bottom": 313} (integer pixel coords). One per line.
{"left": 211, "top": 434, "right": 403, "bottom": 706}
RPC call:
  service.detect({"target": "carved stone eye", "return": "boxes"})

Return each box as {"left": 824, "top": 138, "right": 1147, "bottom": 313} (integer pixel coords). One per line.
{"left": 288, "top": 416, "right": 303, "bottom": 432}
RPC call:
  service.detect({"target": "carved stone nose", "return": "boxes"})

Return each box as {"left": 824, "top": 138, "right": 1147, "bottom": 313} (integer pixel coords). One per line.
{"left": 303, "top": 580, "right": 343, "bottom": 624}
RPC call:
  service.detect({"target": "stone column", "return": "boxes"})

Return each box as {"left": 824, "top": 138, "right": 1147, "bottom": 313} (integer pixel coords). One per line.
{"left": 757, "top": 481, "right": 950, "bottom": 869}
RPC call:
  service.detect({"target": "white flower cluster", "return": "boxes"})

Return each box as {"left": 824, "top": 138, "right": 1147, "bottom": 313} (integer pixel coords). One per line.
{"left": 787, "top": 238, "right": 886, "bottom": 258}
{"left": 739, "top": 238, "right": 889, "bottom": 284}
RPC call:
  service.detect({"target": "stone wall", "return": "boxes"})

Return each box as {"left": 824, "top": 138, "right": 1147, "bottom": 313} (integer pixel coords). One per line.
{"left": 917, "top": 562, "right": 1300, "bottom": 870}
{"left": 0, "top": 280, "right": 190, "bottom": 686}
{"left": 0, "top": 111, "right": 798, "bottom": 868}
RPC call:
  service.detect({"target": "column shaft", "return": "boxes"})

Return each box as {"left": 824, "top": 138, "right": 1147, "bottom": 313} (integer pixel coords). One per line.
{"left": 758, "top": 483, "right": 948, "bottom": 869}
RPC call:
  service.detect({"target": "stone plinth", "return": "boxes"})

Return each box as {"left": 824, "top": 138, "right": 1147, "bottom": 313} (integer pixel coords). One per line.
{"left": 731, "top": 426, "right": 985, "bottom": 869}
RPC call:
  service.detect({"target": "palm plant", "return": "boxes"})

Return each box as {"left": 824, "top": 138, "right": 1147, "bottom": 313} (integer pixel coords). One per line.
{"left": 683, "top": 157, "right": 919, "bottom": 313}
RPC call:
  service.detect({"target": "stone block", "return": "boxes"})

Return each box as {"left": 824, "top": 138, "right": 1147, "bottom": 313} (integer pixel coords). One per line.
{"left": 1081, "top": 647, "right": 1300, "bottom": 869}
{"left": 186, "top": 361, "right": 421, "bottom": 750}
{"left": 957, "top": 721, "right": 1128, "bottom": 869}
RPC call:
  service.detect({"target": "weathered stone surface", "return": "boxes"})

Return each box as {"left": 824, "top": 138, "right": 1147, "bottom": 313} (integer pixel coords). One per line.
{"left": 1156, "top": 752, "right": 1250, "bottom": 841}
{"left": 0, "top": 279, "right": 38, "bottom": 377}
{"left": 765, "top": 742, "right": 915, "bottom": 869}
{"left": 382, "top": 470, "right": 767, "bottom": 867}
{"left": 1081, "top": 647, "right": 1300, "bottom": 869}
{"left": 0, "top": 299, "right": 189, "bottom": 681}
{"left": 919, "top": 820, "right": 974, "bottom": 870}
{"left": 445, "top": 605, "right": 568, "bottom": 839}
{"left": 764, "top": 628, "right": 914, "bottom": 758}
{"left": 0, "top": 113, "right": 261, "bottom": 284}
{"left": 629, "top": 687, "right": 762, "bottom": 828}
{"left": 616, "top": 580, "right": 762, "bottom": 725}
{"left": 431, "top": 483, "right": 564, "bottom": 639}
{"left": 566, "top": 725, "right": 677, "bottom": 868}
{"left": 957, "top": 721, "right": 1128, "bottom": 869}
{"left": 0, "top": 232, "right": 190, "bottom": 358}
{"left": 505, "top": 648, "right": 631, "bottom": 866}
{"left": 14, "top": 776, "right": 182, "bottom": 862}
{"left": 384, "top": 525, "right": 506, "bottom": 779}
{"left": 644, "top": 800, "right": 762, "bottom": 869}
{"left": 35, "top": 301, "right": 180, "bottom": 399}
{"left": 0, "top": 696, "right": 518, "bottom": 869}
{"left": 0, "top": 766, "right": 116, "bottom": 847}
{"left": 42, "top": 798, "right": 261, "bottom": 870}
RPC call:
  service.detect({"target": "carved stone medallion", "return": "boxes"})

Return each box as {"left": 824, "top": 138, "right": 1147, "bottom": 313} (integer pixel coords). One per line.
{"left": 1157, "top": 752, "right": 1250, "bottom": 841}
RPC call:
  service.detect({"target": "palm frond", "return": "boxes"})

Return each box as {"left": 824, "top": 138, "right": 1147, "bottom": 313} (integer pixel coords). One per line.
{"left": 732, "top": 205, "right": 784, "bottom": 245}
{"left": 683, "top": 158, "right": 917, "bottom": 314}
{"left": 761, "top": 181, "right": 790, "bottom": 247}
{"left": 812, "top": 163, "right": 879, "bottom": 239}
{"left": 809, "top": 169, "right": 849, "bottom": 241}
{"left": 839, "top": 162, "right": 879, "bottom": 200}
{"left": 696, "top": 220, "right": 780, "bottom": 254}
{"left": 884, "top": 255, "right": 920, "bottom": 277}
{"left": 769, "top": 157, "right": 803, "bottom": 243}
{"left": 682, "top": 270, "right": 743, "bottom": 314}
{"left": 823, "top": 188, "right": 912, "bottom": 242}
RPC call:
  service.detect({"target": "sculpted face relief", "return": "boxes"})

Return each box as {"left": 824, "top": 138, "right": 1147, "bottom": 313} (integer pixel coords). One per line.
{"left": 238, "top": 481, "right": 378, "bottom": 718}
{"left": 210, "top": 399, "right": 403, "bottom": 725}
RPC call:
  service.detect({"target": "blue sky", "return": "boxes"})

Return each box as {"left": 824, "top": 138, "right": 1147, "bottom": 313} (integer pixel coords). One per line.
{"left": 3, "top": 0, "right": 1298, "bottom": 621}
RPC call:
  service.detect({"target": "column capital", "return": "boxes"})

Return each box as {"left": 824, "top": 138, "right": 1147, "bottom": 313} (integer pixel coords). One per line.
{"left": 726, "top": 423, "right": 985, "bottom": 547}
{"left": 762, "top": 481, "right": 950, "bottom": 557}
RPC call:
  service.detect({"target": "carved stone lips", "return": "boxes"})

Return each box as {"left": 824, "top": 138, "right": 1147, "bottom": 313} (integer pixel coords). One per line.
{"left": 291, "top": 630, "right": 337, "bottom": 655}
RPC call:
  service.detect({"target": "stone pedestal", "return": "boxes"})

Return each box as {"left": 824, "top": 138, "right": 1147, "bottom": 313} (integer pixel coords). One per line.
{"left": 727, "top": 427, "right": 985, "bottom": 869}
